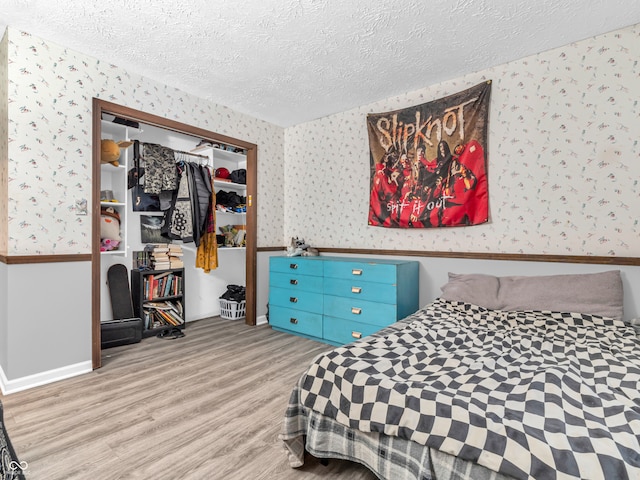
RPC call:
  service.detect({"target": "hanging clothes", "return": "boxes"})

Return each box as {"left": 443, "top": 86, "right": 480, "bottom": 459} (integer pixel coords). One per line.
{"left": 187, "top": 162, "right": 213, "bottom": 247}
{"left": 142, "top": 143, "right": 179, "bottom": 194}
{"left": 165, "top": 163, "right": 194, "bottom": 243}
{"left": 196, "top": 178, "right": 218, "bottom": 273}
{"left": 151, "top": 148, "right": 218, "bottom": 271}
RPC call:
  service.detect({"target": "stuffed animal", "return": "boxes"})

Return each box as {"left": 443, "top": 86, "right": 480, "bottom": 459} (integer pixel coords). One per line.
{"left": 100, "top": 206, "right": 121, "bottom": 243}
{"left": 101, "top": 139, "right": 121, "bottom": 167}
{"left": 286, "top": 237, "right": 318, "bottom": 256}
{"left": 100, "top": 238, "right": 121, "bottom": 252}
{"left": 101, "top": 139, "right": 133, "bottom": 167}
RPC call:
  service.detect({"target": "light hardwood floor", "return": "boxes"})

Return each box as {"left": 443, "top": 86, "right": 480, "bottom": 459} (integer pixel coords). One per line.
{"left": 1, "top": 318, "right": 377, "bottom": 480}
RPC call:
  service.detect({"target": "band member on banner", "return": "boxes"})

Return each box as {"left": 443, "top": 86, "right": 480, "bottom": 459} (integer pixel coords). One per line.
{"left": 367, "top": 81, "right": 491, "bottom": 229}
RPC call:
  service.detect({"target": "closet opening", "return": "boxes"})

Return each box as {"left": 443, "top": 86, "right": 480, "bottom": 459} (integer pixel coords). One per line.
{"left": 91, "top": 98, "right": 257, "bottom": 369}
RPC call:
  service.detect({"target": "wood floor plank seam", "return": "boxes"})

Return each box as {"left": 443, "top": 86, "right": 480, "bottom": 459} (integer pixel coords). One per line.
{"left": 0, "top": 317, "right": 377, "bottom": 479}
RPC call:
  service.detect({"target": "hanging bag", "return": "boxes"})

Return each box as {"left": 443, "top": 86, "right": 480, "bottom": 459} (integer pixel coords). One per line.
{"left": 130, "top": 140, "right": 161, "bottom": 212}
{"left": 127, "top": 140, "right": 145, "bottom": 189}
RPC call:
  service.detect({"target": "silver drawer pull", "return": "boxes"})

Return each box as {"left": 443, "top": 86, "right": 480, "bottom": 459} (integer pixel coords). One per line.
{"left": 290, "top": 297, "right": 298, "bottom": 303}
{"left": 351, "top": 307, "right": 362, "bottom": 315}
{"left": 352, "top": 331, "right": 362, "bottom": 339}
{"left": 351, "top": 286, "right": 362, "bottom": 294}
{"left": 289, "top": 263, "right": 298, "bottom": 269}
{"left": 290, "top": 318, "right": 298, "bottom": 325}
{"left": 290, "top": 279, "right": 298, "bottom": 285}
{"left": 352, "top": 269, "right": 362, "bottom": 276}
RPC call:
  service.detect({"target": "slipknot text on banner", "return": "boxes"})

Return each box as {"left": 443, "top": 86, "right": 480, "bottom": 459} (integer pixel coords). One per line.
{"left": 367, "top": 81, "right": 491, "bottom": 228}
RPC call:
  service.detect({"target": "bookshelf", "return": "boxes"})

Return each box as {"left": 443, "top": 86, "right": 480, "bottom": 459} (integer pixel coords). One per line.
{"left": 131, "top": 268, "right": 185, "bottom": 337}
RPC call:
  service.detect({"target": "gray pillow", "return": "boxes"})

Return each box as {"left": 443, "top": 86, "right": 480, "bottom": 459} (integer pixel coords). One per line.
{"left": 497, "top": 270, "right": 623, "bottom": 320}
{"left": 440, "top": 273, "right": 501, "bottom": 310}
{"left": 440, "top": 270, "right": 624, "bottom": 320}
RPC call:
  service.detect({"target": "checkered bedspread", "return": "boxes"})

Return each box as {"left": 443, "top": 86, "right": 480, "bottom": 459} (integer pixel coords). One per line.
{"left": 296, "top": 299, "right": 640, "bottom": 480}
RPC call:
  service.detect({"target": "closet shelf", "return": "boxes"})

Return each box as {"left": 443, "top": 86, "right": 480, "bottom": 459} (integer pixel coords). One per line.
{"left": 214, "top": 179, "right": 246, "bottom": 190}
{"left": 101, "top": 117, "right": 143, "bottom": 137}
{"left": 101, "top": 163, "right": 127, "bottom": 171}
{"left": 191, "top": 144, "right": 246, "bottom": 162}
{"left": 101, "top": 249, "right": 126, "bottom": 256}
{"left": 179, "top": 245, "right": 245, "bottom": 253}
{"left": 216, "top": 210, "right": 246, "bottom": 216}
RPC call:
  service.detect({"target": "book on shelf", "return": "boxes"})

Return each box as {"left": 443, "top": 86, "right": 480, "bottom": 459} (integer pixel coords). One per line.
{"left": 133, "top": 250, "right": 152, "bottom": 270}
{"left": 145, "top": 301, "right": 173, "bottom": 309}
{"left": 145, "top": 243, "right": 170, "bottom": 252}
{"left": 137, "top": 243, "right": 186, "bottom": 271}
{"left": 143, "top": 300, "right": 184, "bottom": 328}
{"left": 143, "top": 271, "right": 182, "bottom": 300}
{"left": 163, "top": 273, "right": 174, "bottom": 297}
{"left": 145, "top": 310, "right": 179, "bottom": 329}
{"left": 167, "top": 245, "right": 184, "bottom": 267}
{"left": 156, "top": 309, "right": 180, "bottom": 326}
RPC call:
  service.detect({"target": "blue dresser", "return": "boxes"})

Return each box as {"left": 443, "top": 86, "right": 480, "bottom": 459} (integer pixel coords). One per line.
{"left": 269, "top": 256, "right": 419, "bottom": 345}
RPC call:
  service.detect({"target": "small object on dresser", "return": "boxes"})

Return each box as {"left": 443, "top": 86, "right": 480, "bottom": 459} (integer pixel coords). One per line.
{"left": 286, "top": 236, "right": 319, "bottom": 257}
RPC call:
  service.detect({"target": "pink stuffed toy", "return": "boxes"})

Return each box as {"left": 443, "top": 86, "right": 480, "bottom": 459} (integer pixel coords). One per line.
{"left": 100, "top": 238, "right": 121, "bottom": 252}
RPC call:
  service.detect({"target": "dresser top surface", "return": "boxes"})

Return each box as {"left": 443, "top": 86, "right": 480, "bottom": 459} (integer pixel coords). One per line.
{"left": 271, "top": 255, "right": 418, "bottom": 266}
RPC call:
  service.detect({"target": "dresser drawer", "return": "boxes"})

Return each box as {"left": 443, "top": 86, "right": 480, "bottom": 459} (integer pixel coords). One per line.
{"left": 323, "top": 316, "right": 383, "bottom": 345}
{"left": 269, "top": 305, "right": 323, "bottom": 338}
{"left": 270, "top": 271, "right": 324, "bottom": 293}
{"left": 269, "top": 286, "right": 323, "bottom": 314}
{"left": 323, "top": 260, "right": 401, "bottom": 284}
{"left": 324, "top": 295, "right": 396, "bottom": 327}
{"left": 270, "top": 256, "right": 323, "bottom": 277}
{"left": 323, "top": 277, "right": 397, "bottom": 304}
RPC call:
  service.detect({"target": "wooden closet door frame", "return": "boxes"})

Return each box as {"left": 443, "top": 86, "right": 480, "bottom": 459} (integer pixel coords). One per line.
{"left": 91, "top": 99, "right": 258, "bottom": 369}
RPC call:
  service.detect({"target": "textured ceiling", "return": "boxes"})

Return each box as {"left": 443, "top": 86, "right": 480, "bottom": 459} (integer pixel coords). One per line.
{"left": 2, "top": 0, "right": 640, "bottom": 127}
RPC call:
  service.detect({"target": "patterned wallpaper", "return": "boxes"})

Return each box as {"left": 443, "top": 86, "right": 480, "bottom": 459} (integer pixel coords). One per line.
{"left": 0, "top": 32, "right": 8, "bottom": 254}
{"left": 5, "top": 28, "right": 285, "bottom": 255}
{"left": 285, "top": 24, "right": 640, "bottom": 256}
{"left": 5, "top": 25, "right": 640, "bottom": 257}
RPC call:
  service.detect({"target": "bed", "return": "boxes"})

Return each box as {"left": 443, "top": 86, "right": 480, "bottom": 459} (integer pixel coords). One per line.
{"left": 280, "top": 270, "right": 640, "bottom": 479}
{"left": 0, "top": 401, "right": 25, "bottom": 480}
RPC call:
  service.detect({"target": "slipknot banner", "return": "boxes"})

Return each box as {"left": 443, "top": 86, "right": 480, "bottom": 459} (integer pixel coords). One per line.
{"left": 367, "top": 81, "right": 491, "bottom": 228}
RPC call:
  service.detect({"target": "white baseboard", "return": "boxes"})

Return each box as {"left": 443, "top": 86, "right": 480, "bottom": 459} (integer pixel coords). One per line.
{"left": 256, "top": 314, "right": 268, "bottom": 326}
{"left": 0, "top": 361, "right": 93, "bottom": 395}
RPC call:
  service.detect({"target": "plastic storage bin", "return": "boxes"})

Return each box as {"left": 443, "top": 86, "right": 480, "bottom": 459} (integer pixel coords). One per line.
{"left": 220, "top": 299, "right": 246, "bottom": 320}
